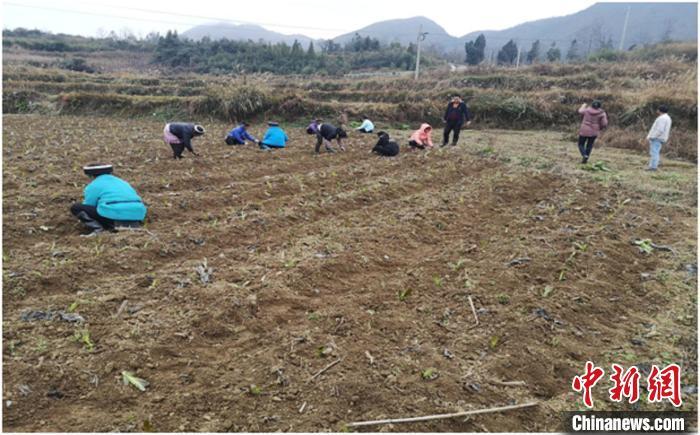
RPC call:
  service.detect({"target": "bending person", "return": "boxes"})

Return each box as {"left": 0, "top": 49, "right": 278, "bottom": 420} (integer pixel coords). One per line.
{"left": 226, "top": 122, "right": 259, "bottom": 146}
{"left": 408, "top": 123, "right": 434, "bottom": 150}
{"left": 164, "top": 122, "right": 205, "bottom": 159}
{"left": 372, "top": 131, "right": 399, "bottom": 156}
{"left": 70, "top": 163, "right": 147, "bottom": 235}
{"left": 357, "top": 116, "right": 375, "bottom": 133}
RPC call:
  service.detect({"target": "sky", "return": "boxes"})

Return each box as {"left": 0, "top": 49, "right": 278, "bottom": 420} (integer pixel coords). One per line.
{"left": 2, "top": 0, "right": 600, "bottom": 39}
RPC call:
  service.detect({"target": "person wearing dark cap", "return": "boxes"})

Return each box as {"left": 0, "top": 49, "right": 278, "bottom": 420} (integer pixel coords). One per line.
{"left": 259, "top": 121, "right": 289, "bottom": 150}
{"left": 163, "top": 122, "right": 205, "bottom": 159}
{"left": 70, "top": 164, "right": 147, "bottom": 235}
{"left": 577, "top": 100, "right": 608, "bottom": 164}
{"left": 225, "top": 122, "right": 259, "bottom": 146}
{"left": 442, "top": 95, "right": 471, "bottom": 147}
{"left": 371, "top": 131, "right": 399, "bottom": 156}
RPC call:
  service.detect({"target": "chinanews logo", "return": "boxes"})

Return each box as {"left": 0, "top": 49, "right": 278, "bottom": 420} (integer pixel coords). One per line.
{"left": 571, "top": 361, "right": 682, "bottom": 408}
{"left": 565, "top": 361, "right": 695, "bottom": 434}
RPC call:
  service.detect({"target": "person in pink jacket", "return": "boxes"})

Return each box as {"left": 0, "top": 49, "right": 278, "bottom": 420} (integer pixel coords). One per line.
{"left": 408, "top": 123, "right": 434, "bottom": 150}
{"left": 577, "top": 100, "right": 608, "bottom": 163}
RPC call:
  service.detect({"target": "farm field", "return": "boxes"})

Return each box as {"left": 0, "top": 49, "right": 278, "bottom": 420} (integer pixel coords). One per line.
{"left": 2, "top": 115, "right": 697, "bottom": 431}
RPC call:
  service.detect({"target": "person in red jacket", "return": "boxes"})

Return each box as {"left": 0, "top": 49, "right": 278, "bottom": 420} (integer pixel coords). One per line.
{"left": 577, "top": 100, "right": 608, "bottom": 164}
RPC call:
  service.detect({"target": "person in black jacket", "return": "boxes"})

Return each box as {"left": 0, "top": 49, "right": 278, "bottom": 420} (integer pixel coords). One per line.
{"left": 308, "top": 121, "right": 347, "bottom": 154}
{"left": 163, "top": 123, "right": 205, "bottom": 159}
{"left": 442, "top": 95, "right": 471, "bottom": 147}
{"left": 371, "top": 131, "right": 399, "bottom": 156}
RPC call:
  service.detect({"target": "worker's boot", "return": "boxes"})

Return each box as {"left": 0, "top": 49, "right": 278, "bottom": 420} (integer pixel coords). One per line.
{"left": 76, "top": 211, "right": 104, "bottom": 235}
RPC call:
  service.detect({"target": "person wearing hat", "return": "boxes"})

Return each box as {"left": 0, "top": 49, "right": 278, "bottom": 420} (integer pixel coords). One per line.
{"left": 259, "top": 121, "right": 289, "bottom": 150}
{"left": 577, "top": 100, "right": 608, "bottom": 164}
{"left": 163, "top": 122, "right": 205, "bottom": 159}
{"left": 442, "top": 95, "right": 471, "bottom": 147}
{"left": 70, "top": 164, "right": 147, "bottom": 235}
{"left": 226, "top": 122, "right": 259, "bottom": 146}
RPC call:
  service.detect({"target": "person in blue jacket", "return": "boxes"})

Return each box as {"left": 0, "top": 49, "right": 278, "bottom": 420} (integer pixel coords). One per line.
{"left": 70, "top": 163, "right": 147, "bottom": 235}
{"left": 259, "top": 121, "right": 288, "bottom": 150}
{"left": 226, "top": 122, "right": 259, "bottom": 146}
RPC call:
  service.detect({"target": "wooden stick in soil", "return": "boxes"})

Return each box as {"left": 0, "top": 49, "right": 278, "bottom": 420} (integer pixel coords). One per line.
{"left": 468, "top": 295, "right": 479, "bottom": 325}
{"left": 347, "top": 401, "right": 538, "bottom": 428}
{"left": 489, "top": 380, "right": 527, "bottom": 387}
{"left": 307, "top": 358, "right": 342, "bottom": 383}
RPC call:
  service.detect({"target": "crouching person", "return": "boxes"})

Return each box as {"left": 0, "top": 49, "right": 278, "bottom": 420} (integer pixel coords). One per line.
{"left": 259, "top": 121, "right": 288, "bottom": 150}
{"left": 226, "top": 122, "right": 259, "bottom": 146}
{"left": 70, "top": 163, "right": 147, "bottom": 235}
{"left": 164, "top": 123, "right": 205, "bottom": 159}
{"left": 372, "top": 131, "right": 399, "bottom": 156}
{"left": 408, "top": 123, "right": 434, "bottom": 150}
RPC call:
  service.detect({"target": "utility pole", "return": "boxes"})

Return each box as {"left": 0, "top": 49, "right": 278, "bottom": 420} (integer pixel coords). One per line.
{"left": 618, "top": 5, "right": 631, "bottom": 51}
{"left": 515, "top": 45, "right": 522, "bottom": 69}
{"left": 414, "top": 24, "right": 428, "bottom": 80}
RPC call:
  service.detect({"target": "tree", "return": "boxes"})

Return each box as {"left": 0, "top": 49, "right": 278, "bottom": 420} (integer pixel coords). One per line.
{"left": 464, "top": 34, "right": 486, "bottom": 65}
{"left": 497, "top": 39, "right": 518, "bottom": 65}
{"left": 526, "top": 40, "right": 540, "bottom": 64}
{"left": 307, "top": 41, "right": 316, "bottom": 57}
{"left": 546, "top": 42, "right": 561, "bottom": 62}
{"left": 566, "top": 39, "right": 580, "bottom": 62}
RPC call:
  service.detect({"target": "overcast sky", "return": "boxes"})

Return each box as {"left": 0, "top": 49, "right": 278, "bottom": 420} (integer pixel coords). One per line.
{"left": 3, "top": 0, "right": 606, "bottom": 39}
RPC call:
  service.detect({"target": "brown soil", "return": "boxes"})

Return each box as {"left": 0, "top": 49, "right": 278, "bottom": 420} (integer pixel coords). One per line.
{"left": 3, "top": 115, "right": 697, "bottom": 432}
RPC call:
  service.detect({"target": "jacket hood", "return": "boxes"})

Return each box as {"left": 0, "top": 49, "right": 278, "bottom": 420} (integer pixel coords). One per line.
{"left": 419, "top": 123, "right": 432, "bottom": 133}
{"left": 586, "top": 108, "right": 604, "bottom": 116}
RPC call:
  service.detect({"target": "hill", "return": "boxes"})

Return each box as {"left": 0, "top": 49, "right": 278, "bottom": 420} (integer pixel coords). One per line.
{"left": 461, "top": 2, "right": 698, "bottom": 57}
{"left": 182, "top": 22, "right": 314, "bottom": 48}
{"left": 331, "top": 16, "right": 459, "bottom": 51}
{"left": 180, "top": 3, "right": 698, "bottom": 56}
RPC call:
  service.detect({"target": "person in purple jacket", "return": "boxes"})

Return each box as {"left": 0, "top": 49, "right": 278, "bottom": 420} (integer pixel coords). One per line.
{"left": 577, "top": 100, "right": 609, "bottom": 164}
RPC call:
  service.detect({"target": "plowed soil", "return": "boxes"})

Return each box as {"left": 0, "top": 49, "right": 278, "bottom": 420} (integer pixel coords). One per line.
{"left": 3, "top": 115, "right": 697, "bottom": 432}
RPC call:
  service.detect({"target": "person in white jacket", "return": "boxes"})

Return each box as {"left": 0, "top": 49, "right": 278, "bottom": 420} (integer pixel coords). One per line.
{"left": 646, "top": 105, "right": 672, "bottom": 171}
{"left": 356, "top": 116, "right": 374, "bottom": 133}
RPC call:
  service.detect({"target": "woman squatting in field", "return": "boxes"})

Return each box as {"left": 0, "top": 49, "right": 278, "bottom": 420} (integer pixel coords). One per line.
{"left": 576, "top": 100, "right": 608, "bottom": 164}
{"left": 371, "top": 131, "right": 400, "bottom": 156}
{"left": 163, "top": 122, "right": 205, "bottom": 159}
{"left": 226, "top": 122, "right": 259, "bottom": 146}
{"left": 408, "top": 123, "right": 434, "bottom": 150}
{"left": 70, "top": 164, "right": 147, "bottom": 235}
{"left": 259, "top": 121, "right": 289, "bottom": 151}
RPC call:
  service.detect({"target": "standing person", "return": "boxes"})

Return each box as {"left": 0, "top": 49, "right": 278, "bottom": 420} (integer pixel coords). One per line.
{"left": 442, "top": 95, "right": 471, "bottom": 147}
{"left": 357, "top": 116, "right": 375, "bottom": 133}
{"left": 225, "top": 122, "right": 259, "bottom": 146}
{"left": 70, "top": 163, "right": 147, "bottom": 235}
{"left": 371, "top": 131, "right": 399, "bottom": 156}
{"left": 259, "top": 121, "right": 288, "bottom": 150}
{"left": 646, "top": 105, "right": 672, "bottom": 171}
{"left": 577, "top": 100, "right": 609, "bottom": 164}
{"left": 408, "top": 123, "right": 434, "bottom": 150}
{"left": 163, "top": 122, "right": 205, "bottom": 159}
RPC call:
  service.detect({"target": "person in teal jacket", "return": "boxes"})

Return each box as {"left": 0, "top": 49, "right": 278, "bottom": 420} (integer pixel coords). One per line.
{"left": 259, "top": 121, "right": 288, "bottom": 150}
{"left": 70, "top": 163, "right": 147, "bottom": 235}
